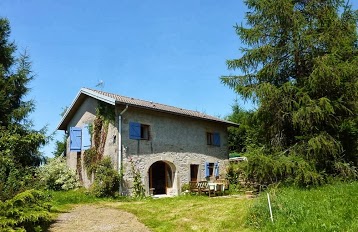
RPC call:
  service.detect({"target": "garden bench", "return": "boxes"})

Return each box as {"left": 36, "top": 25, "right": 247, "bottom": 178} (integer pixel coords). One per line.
{"left": 198, "top": 181, "right": 215, "bottom": 197}
{"left": 189, "top": 181, "right": 200, "bottom": 194}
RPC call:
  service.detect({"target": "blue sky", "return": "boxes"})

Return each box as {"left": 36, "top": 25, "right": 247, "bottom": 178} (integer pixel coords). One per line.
{"left": 1, "top": 0, "right": 249, "bottom": 157}
{"left": 3, "top": 1, "right": 356, "bottom": 157}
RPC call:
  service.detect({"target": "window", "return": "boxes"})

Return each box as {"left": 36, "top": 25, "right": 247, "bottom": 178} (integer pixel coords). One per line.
{"left": 141, "top": 124, "right": 150, "bottom": 140}
{"left": 205, "top": 162, "right": 220, "bottom": 178}
{"left": 205, "top": 162, "right": 215, "bottom": 177}
{"left": 129, "top": 122, "right": 150, "bottom": 140}
{"left": 207, "top": 132, "right": 213, "bottom": 145}
{"left": 206, "top": 132, "right": 220, "bottom": 146}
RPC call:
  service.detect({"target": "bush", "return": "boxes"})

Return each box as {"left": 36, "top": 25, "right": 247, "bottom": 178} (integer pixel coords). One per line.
{"left": 181, "top": 183, "right": 190, "bottom": 192}
{"left": 0, "top": 156, "right": 38, "bottom": 201}
{"left": 90, "top": 157, "right": 120, "bottom": 197}
{"left": 0, "top": 189, "right": 52, "bottom": 231}
{"left": 37, "top": 156, "right": 79, "bottom": 191}
{"left": 230, "top": 149, "right": 325, "bottom": 188}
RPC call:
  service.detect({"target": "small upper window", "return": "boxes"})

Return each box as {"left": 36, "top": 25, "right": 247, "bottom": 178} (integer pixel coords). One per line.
{"left": 206, "top": 132, "right": 220, "bottom": 146}
{"left": 140, "top": 124, "right": 150, "bottom": 140}
{"left": 129, "top": 122, "right": 150, "bottom": 140}
{"left": 207, "top": 132, "right": 213, "bottom": 145}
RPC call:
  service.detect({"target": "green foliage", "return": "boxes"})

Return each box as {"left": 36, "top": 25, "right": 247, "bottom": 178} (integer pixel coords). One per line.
{"left": 83, "top": 103, "right": 115, "bottom": 178}
{"left": 83, "top": 147, "right": 100, "bottom": 177}
{"left": 37, "top": 157, "right": 79, "bottom": 191}
{"left": 52, "top": 107, "right": 69, "bottom": 157}
{"left": 52, "top": 134, "right": 67, "bottom": 158}
{"left": 0, "top": 18, "right": 47, "bottom": 201}
{"left": 226, "top": 162, "right": 240, "bottom": 185}
{"left": 0, "top": 157, "right": 37, "bottom": 201}
{"left": 247, "top": 182, "right": 358, "bottom": 231}
{"left": 129, "top": 159, "right": 145, "bottom": 198}
{"left": 226, "top": 103, "right": 262, "bottom": 153}
{"left": 90, "top": 157, "right": 120, "bottom": 197}
{"left": 0, "top": 189, "right": 52, "bottom": 231}
{"left": 228, "top": 148, "right": 326, "bottom": 188}
{"left": 222, "top": 0, "right": 358, "bottom": 184}
{"left": 96, "top": 101, "right": 115, "bottom": 124}
{"left": 180, "top": 183, "right": 190, "bottom": 192}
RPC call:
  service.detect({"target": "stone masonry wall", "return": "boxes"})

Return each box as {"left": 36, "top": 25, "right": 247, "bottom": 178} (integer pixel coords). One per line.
{"left": 118, "top": 106, "right": 229, "bottom": 196}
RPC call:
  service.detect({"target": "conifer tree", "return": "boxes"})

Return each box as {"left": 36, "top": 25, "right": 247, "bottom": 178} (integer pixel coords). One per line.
{"left": 222, "top": 0, "right": 358, "bottom": 175}
{"left": 0, "top": 18, "right": 46, "bottom": 200}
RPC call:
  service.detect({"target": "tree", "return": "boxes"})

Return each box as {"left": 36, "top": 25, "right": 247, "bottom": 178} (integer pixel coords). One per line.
{"left": 222, "top": 0, "right": 358, "bottom": 178}
{"left": 52, "top": 106, "right": 68, "bottom": 157}
{"left": 225, "top": 102, "right": 262, "bottom": 154}
{"left": 0, "top": 18, "right": 46, "bottom": 200}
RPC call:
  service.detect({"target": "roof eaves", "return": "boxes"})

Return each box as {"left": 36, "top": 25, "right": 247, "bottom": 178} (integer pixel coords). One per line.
{"left": 81, "top": 88, "right": 116, "bottom": 105}
{"left": 115, "top": 101, "right": 239, "bottom": 126}
{"left": 57, "top": 88, "right": 116, "bottom": 130}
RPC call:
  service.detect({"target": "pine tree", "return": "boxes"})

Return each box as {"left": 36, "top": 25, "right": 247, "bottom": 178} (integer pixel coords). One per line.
{"left": 222, "top": 0, "right": 358, "bottom": 176}
{"left": 0, "top": 18, "right": 46, "bottom": 200}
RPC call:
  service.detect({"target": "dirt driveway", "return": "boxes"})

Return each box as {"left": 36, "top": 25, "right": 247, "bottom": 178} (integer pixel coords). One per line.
{"left": 48, "top": 205, "right": 150, "bottom": 232}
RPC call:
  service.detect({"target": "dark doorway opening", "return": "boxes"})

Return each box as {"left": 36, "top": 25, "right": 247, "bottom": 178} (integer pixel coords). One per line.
{"left": 149, "top": 161, "right": 172, "bottom": 195}
{"left": 190, "top": 164, "right": 199, "bottom": 182}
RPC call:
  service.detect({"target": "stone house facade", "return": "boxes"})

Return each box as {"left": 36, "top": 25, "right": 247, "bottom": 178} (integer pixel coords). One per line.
{"left": 57, "top": 88, "right": 237, "bottom": 196}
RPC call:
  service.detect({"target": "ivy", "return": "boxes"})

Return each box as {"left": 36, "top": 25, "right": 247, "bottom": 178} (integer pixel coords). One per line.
{"left": 83, "top": 102, "right": 115, "bottom": 179}
{"left": 129, "top": 159, "right": 145, "bottom": 198}
{"left": 83, "top": 148, "right": 100, "bottom": 177}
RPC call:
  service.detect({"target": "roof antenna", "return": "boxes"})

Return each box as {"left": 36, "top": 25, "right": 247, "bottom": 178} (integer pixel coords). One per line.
{"left": 95, "top": 79, "right": 104, "bottom": 90}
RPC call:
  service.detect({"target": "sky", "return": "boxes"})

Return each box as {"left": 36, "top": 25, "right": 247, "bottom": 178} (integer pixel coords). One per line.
{"left": 1, "top": 0, "right": 250, "bottom": 157}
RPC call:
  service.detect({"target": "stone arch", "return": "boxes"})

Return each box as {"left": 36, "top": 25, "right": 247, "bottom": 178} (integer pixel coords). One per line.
{"left": 145, "top": 159, "right": 177, "bottom": 196}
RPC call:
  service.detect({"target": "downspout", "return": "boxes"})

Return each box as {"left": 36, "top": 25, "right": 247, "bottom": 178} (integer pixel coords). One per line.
{"left": 118, "top": 104, "right": 129, "bottom": 193}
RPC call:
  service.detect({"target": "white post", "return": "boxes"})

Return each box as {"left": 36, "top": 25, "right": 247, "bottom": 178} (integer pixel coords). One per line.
{"left": 267, "top": 192, "right": 274, "bottom": 223}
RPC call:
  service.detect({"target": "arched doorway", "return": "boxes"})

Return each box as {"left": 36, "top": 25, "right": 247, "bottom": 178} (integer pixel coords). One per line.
{"left": 149, "top": 161, "right": 173, "bottom": 195}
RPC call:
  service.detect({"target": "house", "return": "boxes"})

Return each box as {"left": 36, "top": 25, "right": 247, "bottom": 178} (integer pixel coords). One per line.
{"left": 57, "top": 88, "right": 237, "bottom": 196}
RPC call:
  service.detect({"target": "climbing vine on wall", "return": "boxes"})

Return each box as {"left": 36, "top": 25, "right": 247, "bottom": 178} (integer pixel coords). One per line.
{"left": 129, "top": 158, "right": 145, "bottom": 198}
{"left": 83, "top": 102, "right": 115, "bottom": 177}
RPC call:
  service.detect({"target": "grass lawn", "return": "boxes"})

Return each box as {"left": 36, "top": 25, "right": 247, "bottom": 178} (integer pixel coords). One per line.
{"left": 248, "top": 181, "right": 358, "bottom": 232}
{"left": 47, "top": 181, "right": 358, "bottom": 232}
{"left": 111, "top": 195, "right": 252, "bottom": 232}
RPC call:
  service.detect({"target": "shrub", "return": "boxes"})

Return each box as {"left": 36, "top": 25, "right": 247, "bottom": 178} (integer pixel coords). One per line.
{"left": 37, "top": 156, "right": 79, "bottom": 191}
{"left": 231, "top": 149, "right": 325, "bottom": 188}
{"left": 226, "top": 162, "right": 240, "bottom": 185}
{"left": 0, "top": 189, "right": 52, "bottom": 231}
{"left": 181, "top": 183, "right": 190, "bottom": 192}
{"left": 90, "top": 157, "right": 120, "bottom": 197}
{"left": 0, "top": 156, "right": 38, "bottom": 201}
{"left": 334, "top": 161, "right": 358, "bottom": 181}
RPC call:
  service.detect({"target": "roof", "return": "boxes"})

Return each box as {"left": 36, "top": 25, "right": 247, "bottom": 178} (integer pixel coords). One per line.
{"left": 57, "top": 87, "right": 238, "bottom": 130}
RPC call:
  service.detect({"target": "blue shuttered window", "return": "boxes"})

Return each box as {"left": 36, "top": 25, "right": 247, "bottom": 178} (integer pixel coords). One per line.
{"left": 70, "top": 127, "right": 82, "bottom": 152}
{"left": 82, "top": 124, "right": 91, "bottom": 151}
{"left": 129, "top": 122, "right": 141, "bottom": 140}
{"left": 205, "top": 162, "right": 210, "bottom": 177}
{"left": 213, "top": 132, "right": 220, "bottom": 147}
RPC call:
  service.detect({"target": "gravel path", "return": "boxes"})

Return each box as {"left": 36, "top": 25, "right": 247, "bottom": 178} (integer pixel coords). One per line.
{"left": 48, "top": 205, "right": 150, "bottom": 232}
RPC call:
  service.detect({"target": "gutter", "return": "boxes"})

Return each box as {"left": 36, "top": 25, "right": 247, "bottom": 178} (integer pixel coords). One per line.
{"left": 118, "top": 104, "right": 129, "bottom": 193}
